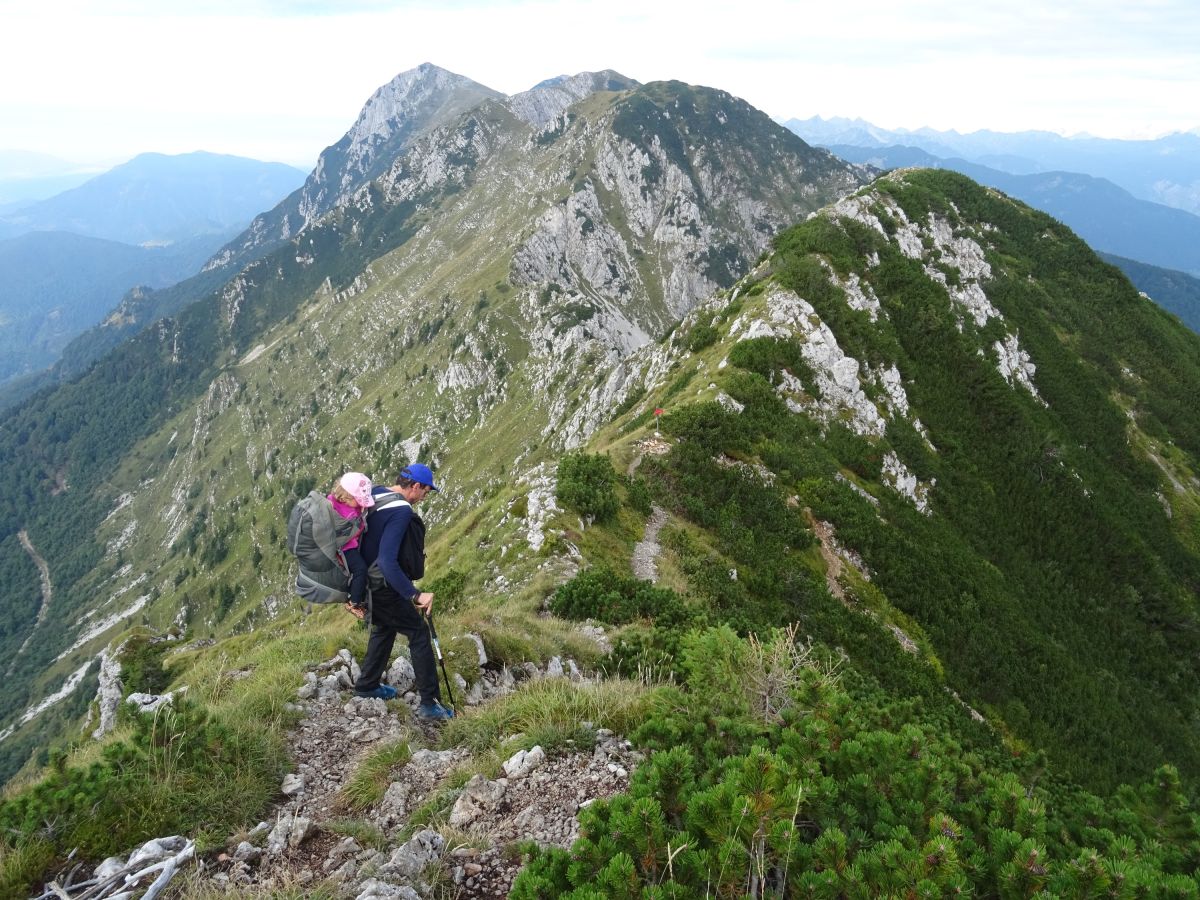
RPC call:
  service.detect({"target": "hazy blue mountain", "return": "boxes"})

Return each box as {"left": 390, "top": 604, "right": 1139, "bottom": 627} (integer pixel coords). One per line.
{"left": 1101, "top": 252, "right": 1200, "bottom": 334}
{"left": 824, "top": 144, "right": 1200, "bottom": 277}
{"left": 0, "top": 151, "right": 100, "bottom": 213}
{"left": 787, "top": 116, "right": 1200, "bottom": 215}
{"left": 0, "top": 229, "right": 232, "bottom": 384}
{"left": 0, "top": 151, "right": 306, "bottom": 245}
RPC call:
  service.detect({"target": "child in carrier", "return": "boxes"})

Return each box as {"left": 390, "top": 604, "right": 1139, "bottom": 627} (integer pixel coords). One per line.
{"left": 330, "top": 472, "right": 374, "bottom": 619}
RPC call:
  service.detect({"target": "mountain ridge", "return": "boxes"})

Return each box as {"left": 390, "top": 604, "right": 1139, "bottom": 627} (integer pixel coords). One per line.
{"left": 823, "top": 143, "right": 1200, "bottom": 279}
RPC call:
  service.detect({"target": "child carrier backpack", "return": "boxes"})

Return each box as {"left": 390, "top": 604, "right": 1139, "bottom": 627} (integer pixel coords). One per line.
{"left": 286, "top": 491, "right": 363, "bottom": 604}
{"left": 366, "top": 492, "right": 426, "bottom": 589}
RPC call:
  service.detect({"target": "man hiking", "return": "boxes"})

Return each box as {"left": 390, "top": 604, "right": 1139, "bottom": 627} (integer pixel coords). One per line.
{"left": 353, "top": 463, "right": 454, "bottom": 720}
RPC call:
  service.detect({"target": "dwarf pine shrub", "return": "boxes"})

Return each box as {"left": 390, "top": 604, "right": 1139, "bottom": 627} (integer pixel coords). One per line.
{"left": 556, "top": 452, "right": 619, "bottom": 522}
{"left": 549, "top": 566, "right": 698, "bottom": 629}
{"left": 0, "top": 699, "right": 284, "bottom": 862}
{"left": 513, "top": 650, "right": 1200, "bottom": 898}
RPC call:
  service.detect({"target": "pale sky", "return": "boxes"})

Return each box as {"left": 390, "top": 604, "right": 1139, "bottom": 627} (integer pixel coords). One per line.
{"left": 2, "top": 0, "right": 1197, "bottom": 171}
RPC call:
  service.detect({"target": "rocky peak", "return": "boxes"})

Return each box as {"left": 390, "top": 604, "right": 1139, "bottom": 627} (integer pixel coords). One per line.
{"left": 205, "top": 63, "right": 502, "bottom": 272}
{"left": 336, "top": 63, "right": 503, "bottom": 188}
{"left": 507, "top": 69, "right": 639, "bottom": 129}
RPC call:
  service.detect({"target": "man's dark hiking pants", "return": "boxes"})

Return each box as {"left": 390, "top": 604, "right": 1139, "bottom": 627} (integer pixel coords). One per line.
{"left": 354, "top": 584, "right": 440, "bottom": 704}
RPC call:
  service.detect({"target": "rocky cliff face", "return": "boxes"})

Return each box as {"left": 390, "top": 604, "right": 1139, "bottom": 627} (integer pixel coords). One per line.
{"left": 506, "top": 70, "right": 639, "bottom": 128}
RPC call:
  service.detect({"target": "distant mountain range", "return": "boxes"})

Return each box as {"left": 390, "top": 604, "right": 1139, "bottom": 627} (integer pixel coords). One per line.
{"left": 0, "top": 152, "right": 307, "bottom": 392}
{"left": 0, "top": 229, "right": 234, "bottom": 386}
{"left": 786, "top": 116, "right": 1200, "bottom": 216}
{"left": 0, "top": 151, "right": 306, "bottom": 245}
{"left": 0, "top": 150, "right": 100, "bottom": 213}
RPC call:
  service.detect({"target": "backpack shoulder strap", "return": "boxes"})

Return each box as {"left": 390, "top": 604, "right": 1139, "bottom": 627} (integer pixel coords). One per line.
{"left": 370, "top": 491, "right": 411, "bottom": 514}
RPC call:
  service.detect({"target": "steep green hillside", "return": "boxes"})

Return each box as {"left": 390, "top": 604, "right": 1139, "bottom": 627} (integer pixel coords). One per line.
{"left": 592, "top": 169, "right": 1200, "bottom": 792}
{"left": 512, "top": 169, "right": 1200, "bottom": 894}
{"left": 1102, "top": 251, "right": 1200, "bottom": 334}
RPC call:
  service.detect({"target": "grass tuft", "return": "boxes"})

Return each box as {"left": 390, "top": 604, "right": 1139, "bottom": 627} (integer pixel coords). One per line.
{"left": 439, "top": 676, "right": 658, "bottom": 755}
{"left": 339, "top": 739, "right": 413, "bottom": 812}
{"left": 324, "top": 818, "right": 388, "bottom": 851}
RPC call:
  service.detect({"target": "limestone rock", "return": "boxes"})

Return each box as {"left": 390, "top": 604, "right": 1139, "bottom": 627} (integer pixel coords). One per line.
{"left": 233, "top": 841, "right": 262, "bottom": 863}
{"left": 354, "top": 878, "right": 423, "bottom": 900}
{"left": 91, "top": 644, "right": 125, "bottom": 739}
{"left": 379, "top": 780, "right": 412, "bottom": 821}
{"left": 126, "top": 690, "right": 182, "bottom": 714}
{"left": 503, "top": 745, "right": 547, "bottom": 779}
{"left": 386, "top": 656, "right": 416, "bottom": 694}
{"left": 449, "top": 774, "right": 507, "bottom": 827}
{"left": 380, "top": 829, "right": 445, "bottom": 879}
{"left": 464, "top": 632, "right": 488, "bottom": 667}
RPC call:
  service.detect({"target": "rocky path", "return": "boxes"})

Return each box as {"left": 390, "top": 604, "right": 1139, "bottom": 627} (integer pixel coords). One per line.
{"left": 631, "top": 505, "right": 668, "bottom": 583}
{"left": 46, "top": 644, "right": 639, "bottom": 899}
{"left": 805, "top": 509, "right": 922, "bottom": 657}
{"left": 10, "top": 529, "right": 54, "bottom": 674}
{"left": 628, "top": 436, "right": 674, "bottom": 585}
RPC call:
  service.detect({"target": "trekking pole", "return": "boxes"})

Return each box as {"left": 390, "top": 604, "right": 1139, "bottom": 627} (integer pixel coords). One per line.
{"left": 423, "top": 610, "right": 456, "bottom": 709}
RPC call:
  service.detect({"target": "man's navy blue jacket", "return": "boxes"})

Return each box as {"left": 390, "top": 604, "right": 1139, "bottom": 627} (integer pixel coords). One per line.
{"left": 361, "top": 486, "right": 419, "bottom": 601}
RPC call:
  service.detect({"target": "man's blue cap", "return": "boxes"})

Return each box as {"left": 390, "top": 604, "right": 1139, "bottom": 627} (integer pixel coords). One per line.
{"left": 400, "top": 463, "right": 439, "bottom": 492}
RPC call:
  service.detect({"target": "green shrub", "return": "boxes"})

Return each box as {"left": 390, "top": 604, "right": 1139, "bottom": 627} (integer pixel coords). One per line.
{"left": 727, "top": 335, "right": 816, "bottom": 391}
{"left": 624, "top": 475, "right": 653, "bottom": 516}
{"left": 514, "top": 629, "right": 1200, "bottom": 898}
{"left": 603, "top": 626, "right": 684, "bottom": 682}
{"left": 423, "top": 568, "right": 467, "bottom": 607}
{"left": 556, "top": 452, "right": 620, "bottom": 522}
{"left": 550, "top": 566, "right": 698, "bottom": 629}
{"left": 119, "top": 633, "right": 172, "bottom": 695}
{"left": 687, "top": 323, "right": 719, "bottom": 352}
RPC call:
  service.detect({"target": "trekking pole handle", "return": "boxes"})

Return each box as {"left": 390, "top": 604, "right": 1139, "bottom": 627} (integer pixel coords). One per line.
{"left": 424, "top": 609, "right": 443, "bottom": 660}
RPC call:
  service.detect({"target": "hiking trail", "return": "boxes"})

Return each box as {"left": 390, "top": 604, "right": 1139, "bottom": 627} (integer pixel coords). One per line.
{"left": 43, "top": 638, "right": 638, "bottom": 899}
{"left": 10, "top": 529, "right": 54, "bottom": 675}
{"left": 631, "top": 505, "right": 668, "bottom": 583}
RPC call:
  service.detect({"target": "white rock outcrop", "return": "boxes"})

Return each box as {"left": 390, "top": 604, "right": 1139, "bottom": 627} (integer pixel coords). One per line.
{"left": 91, "top": 643, "right": 126, "bottom": 739}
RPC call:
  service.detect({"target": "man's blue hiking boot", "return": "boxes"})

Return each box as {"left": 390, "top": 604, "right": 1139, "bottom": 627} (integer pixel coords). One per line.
{"left": 418, "top": 701, "right": 455, "bottom": 720}
{"left": 355, "top": 684, "right": 397, "bottom": 700}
